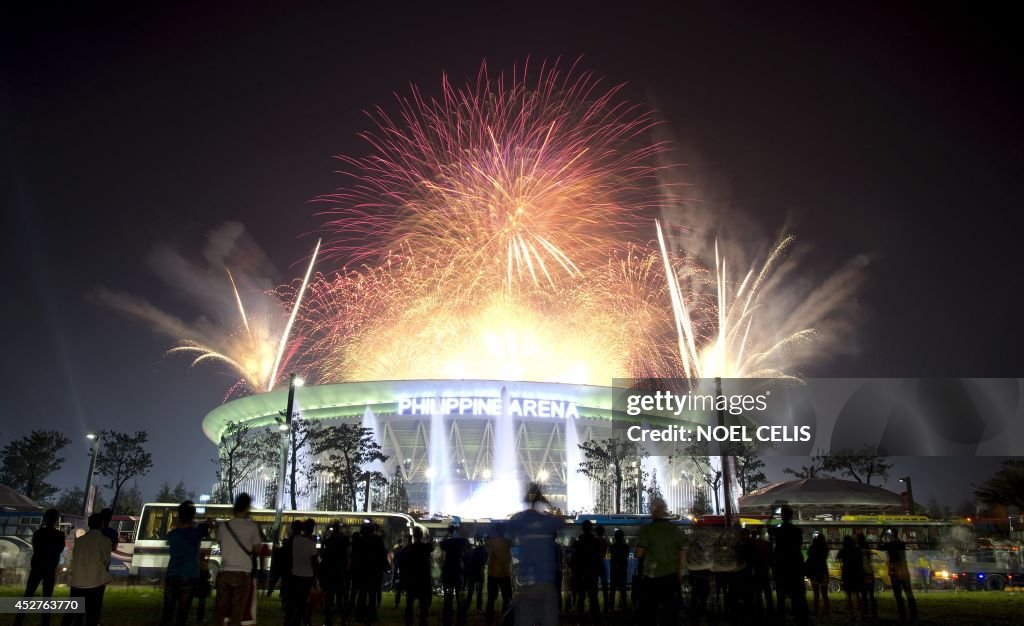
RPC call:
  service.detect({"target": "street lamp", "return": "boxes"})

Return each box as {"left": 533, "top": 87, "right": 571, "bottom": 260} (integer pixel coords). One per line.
{"left": 82, "top": 433, "right": 101, "bottom": 517}
{"left": 899, "top": 476, "right": 915, "bottom": 515}
{"left": 272, "top": 373, "right": 302, "bottom": 542}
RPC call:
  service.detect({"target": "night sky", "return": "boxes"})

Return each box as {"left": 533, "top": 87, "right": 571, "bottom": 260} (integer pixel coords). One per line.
{"left": 1, "top": 4, "right": 1021, "bottom": 507}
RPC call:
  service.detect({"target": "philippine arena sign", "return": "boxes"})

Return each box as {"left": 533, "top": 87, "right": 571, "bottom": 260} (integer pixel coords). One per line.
{"left": 397, "top": 395, "right": 580, "bottom": 419}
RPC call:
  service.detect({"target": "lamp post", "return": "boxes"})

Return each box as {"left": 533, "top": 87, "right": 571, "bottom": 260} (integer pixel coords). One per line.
{"left": 272, "top": 374, "right": 303, "bottom": 543}
{"left": 716, "top": 377, "right": 739, "bottom": 528}
{"left": 899, "top": 476, "right": 915, "bottom": 515}
{"left": 82, "top": 433, "right": 101, "bottom": 517}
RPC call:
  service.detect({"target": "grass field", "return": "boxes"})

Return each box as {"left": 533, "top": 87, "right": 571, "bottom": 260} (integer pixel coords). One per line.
{"left": 2, "top": 584, "right": 1023, "bottom": 625}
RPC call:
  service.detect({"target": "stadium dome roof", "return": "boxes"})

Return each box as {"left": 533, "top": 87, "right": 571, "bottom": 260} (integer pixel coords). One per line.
{"left": 738, "top": 478, "right": 903, "bottom": 517}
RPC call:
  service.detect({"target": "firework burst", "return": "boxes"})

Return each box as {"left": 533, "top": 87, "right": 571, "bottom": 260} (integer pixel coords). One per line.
{"left": 320, "top": 58, "right": 670, "bottom": 290}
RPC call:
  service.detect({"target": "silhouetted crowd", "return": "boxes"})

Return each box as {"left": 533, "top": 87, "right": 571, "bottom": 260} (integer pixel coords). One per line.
{"left": 17, "top": 492, "right": 928, "bottom": 625}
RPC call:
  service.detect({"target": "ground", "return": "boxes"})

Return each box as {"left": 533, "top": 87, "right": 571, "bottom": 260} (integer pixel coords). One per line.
{"left": 2, "top": 585, "right": 1023, "bottom": 625}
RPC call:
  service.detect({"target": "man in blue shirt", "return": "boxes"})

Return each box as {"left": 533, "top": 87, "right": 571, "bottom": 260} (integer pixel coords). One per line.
{"left": 160, "top": 501, "right": 210, "bottom": 626}
{"left": 508, "top": 483, "right": 563, "bottom": 626}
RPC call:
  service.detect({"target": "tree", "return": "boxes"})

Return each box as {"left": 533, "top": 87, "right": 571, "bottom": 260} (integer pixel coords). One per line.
{"left": 263, "top": 482, "right": 279, "bottom": 510}
{"left": 782, "top": 453, "right": 831, "bottom": 480}
{"left": 155, "top": 480, "right": 195, "bottom": 503}
{"left": 114, "top": 483, "right": 144, "bottom": 515}
{"left": 686, "top": 454, "right": 723, "bottom": 514}
{"left": 926, "top": 494, "right": 947, "bottom": 520}
{"left": 0, "top": 430, "right": 72, "bottom": 502}
{"left": 214, "top": 421, "right": 274, "bottom": 504}
{"left": 975, "top": 459, "right": 1024, "bottom": 510}
{"left": 312, "top": 424, "right": 388, "bottom": 511}
{"left": 619, "top": 460, "right": 649, "bottom": 515}
{"left": 679, "top": 442, "right": 725, "bottom": 515}
{"left": 364, "top": 472, "right": 390, "bottom": 512}
{"left": 382, "top": 466, "right": 410, "bottom": 513}
{"left": 577, "top": 438, "right": 646, "bottom": 514}
{"left": 955, "top": 498, "right": 978, "bottom": 519}
{"left": 95, "top": 430, "right": 153, "bottom": 512}
{"left": 55, "top": 486, "right": 106, "bottom": 514}
{"left": 690, "top": 486, "right": 713, "bottom": 516}
{"left": 821, "top": 446, "right": 893, "bottom": 486}
{"left": 285, "top": 417, "right": 325, "bottom": 510}
{"left": 729, "top": 442, "right": 769, "bottom": 494}
{"left": 645, "top": 469, "right": 664, "bottom": 513}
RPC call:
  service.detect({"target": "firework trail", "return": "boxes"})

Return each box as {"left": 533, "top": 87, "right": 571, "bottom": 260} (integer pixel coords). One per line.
{"left": 99, "top": 223, "right": 319, "bottom": 395}
{"left": 172, "top": 239, "right": 320, "bottom": 392}
{"left": 655, "top": 218, "right": 865, "bottom": 380}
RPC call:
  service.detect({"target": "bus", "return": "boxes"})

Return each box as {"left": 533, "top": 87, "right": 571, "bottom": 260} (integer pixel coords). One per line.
{"left": 569, "top": 514, "right": 694, "bottom": 586}
{"left": 107, "top": 515, "right": 139, "bottom": 577}
{"left": 131, "top": 503, "right": 418, "bottom": 583}
{"left": 743, "top": 513, "right": 964, "bottom": 591}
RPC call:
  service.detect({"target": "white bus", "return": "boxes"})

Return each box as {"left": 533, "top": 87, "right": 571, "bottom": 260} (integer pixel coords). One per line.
{"left": 131, "top": 502, "right": 419, "bottom": 582}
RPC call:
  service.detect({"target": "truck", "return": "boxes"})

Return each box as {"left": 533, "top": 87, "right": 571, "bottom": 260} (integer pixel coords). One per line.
{"left": 932, "top": 547, "right": 1023, "bottom": 591}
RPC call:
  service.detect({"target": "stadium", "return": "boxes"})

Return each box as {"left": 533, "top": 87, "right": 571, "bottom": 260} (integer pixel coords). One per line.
{"left": 202, "top": 379, "right": 703, "bottom": 517}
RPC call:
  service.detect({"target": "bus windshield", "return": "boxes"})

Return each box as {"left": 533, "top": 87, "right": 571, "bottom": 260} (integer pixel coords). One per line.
{"left": 137, "top": 504, "right": 415, "bottom": 547}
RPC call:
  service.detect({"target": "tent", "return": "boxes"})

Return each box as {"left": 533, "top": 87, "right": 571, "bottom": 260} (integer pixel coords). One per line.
{"left": 738, "top": 478, "right": 903, "bottom": 518}
{"left": 0, "top": 484, "right": 44, "bottom": 512}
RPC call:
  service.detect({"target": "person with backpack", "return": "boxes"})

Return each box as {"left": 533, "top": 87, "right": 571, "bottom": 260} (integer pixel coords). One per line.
{"left": 213, "top": 493, "right": 262, "bottom": 626}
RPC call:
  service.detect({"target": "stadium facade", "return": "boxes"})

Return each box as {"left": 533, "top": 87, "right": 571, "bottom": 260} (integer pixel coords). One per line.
{"left": 202, "top": 379, "right": 701, "bottom": 516}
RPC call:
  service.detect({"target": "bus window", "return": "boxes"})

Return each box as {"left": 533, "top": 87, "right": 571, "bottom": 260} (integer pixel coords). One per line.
{"left": 139, "top": 507, "right": 173, "bottom": 540}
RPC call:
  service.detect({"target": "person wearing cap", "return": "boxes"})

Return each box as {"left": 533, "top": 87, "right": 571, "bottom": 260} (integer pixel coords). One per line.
{"left": 634, "top": 497, "right": 686, "bottom": 625}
